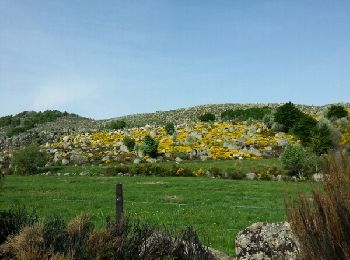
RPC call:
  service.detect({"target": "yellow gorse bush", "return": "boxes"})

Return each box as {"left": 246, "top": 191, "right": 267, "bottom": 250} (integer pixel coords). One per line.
{"left": 48, "top": 122, "right": 298, "bottom": 162}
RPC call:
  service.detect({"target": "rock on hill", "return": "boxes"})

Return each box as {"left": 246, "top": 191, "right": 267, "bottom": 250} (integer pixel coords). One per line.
{"left": 111, "top": 103, "right": 350, "bottom": 127}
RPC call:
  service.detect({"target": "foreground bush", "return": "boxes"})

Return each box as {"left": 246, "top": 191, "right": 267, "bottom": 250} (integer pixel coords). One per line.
{"left": 286, "top": 151, "right": 350, "bottom": 259}
{"left": 0, "top": 211, "right": 214, "bottom": 260}
{"left": 11, "top": 145, "right": 48, "bottom": 175}
{"left": 0, "top": 208, "right": 38, "bottom": 245}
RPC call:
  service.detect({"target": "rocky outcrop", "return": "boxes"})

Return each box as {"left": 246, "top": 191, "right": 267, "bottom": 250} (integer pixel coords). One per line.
{"left": 235, "top": 222, "right": 299, "bottom": 260}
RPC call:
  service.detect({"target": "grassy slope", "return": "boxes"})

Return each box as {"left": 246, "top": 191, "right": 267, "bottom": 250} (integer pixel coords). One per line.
{"left": 0, "top": 175, "right": 313, "bottom": 255}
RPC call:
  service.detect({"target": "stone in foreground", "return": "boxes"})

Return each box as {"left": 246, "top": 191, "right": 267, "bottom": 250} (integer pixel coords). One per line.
{"left": 235, "top": 222, "right": 299, "bottom": 260}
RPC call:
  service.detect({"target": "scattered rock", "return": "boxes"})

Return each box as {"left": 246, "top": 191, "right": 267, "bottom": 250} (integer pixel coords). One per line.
{"left": 312, "top": 173, "right": 324, "bottom": 182}
{"left": 277, "top": 138, "right": 289, "bottom": 147}
{"left": 175, "top": 157, "right": 183, "bottom": 163}
{"left": 248, "top": 148, "right": 262, "bottom": 157}
{"left": 61, "top": 159, "right": 69, "bottom": 165}
{"left": 133, "top": 158, "right": 141, "bottom": 164}
{"left": 246, "top": 172, "right": 256, "bottom": 180}
{"left": 146, "top": 158, "right": 157, "bottom": 163}
{"left": 235, "top": 222, "right": 300, "bottom": 260}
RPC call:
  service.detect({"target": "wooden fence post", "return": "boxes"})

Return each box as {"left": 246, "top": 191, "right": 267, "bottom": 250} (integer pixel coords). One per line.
{"left": 116, "top": 183, "right": 124, "bottom": 226}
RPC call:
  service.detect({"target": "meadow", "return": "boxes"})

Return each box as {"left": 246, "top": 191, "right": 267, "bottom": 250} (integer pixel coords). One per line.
{"left": 0, "top": 173, "right": 313, "bottom": 256}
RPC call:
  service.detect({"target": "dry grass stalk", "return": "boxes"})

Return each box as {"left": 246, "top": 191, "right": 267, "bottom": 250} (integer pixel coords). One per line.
{"left": 286, "top": 150, "right": 350, "bottom": 260}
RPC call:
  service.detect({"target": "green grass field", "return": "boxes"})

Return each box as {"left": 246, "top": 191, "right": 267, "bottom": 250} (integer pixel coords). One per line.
{"left": 0, "top": 174, "right": 313, "bottom": 256}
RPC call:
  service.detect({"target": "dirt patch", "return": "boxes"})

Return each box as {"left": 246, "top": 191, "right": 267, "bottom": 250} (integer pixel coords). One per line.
{"left": 137, "top": 181, "right": 166, "bottom": 185}
{"left": 163, "top": 195, "right": 181, "bottom": 202}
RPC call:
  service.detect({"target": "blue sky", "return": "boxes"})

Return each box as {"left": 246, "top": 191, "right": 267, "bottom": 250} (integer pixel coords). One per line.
{"left": 1, "top": 1, "right": 349, "bottom": 119}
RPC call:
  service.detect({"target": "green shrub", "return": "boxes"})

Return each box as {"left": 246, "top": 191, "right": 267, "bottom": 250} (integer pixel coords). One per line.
{"left": 280, "top": 144, "right": 308, "bottom": 177}
{"left": 11, "top": 145, "right": 48, "bottom": 175}
{"left": 122, "top": 136, "right": 135, "bottom": 151}
{"left": 164, "top": 123, "right": 175, "bottom": 135}
{"left": 225, "top": 169, "right": 245, "bottom": 180}
{"left": 280, "top": 144, "right": 324, "bottom": 177}
{"left": 221, "top": 107, "right": 271, "bottom": 121}
{"left": 274, "top": 102, "right": 303, "bottom": 132}
{"left": 141, "top": 136, "right": 158, "bottom": 158}
{"left": 291, "top": 114, "right": 317, "bottom": 145}
{"left": 106, "top": 120, "right": 126, "bottom": 130}
{"left": 326, "top": 105, "right": 348, "bottom": 120}
{"left": 173, "top": 152, "right": 189, "bottom": 160}
{"left": 208, "top": 167, "right": 222, "bottom": 177}
{"left": 198, "top": 113, "right": 215, "bottom": 122}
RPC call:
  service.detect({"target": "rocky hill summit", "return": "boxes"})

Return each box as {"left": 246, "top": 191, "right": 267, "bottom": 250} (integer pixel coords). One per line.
{"left": 112, "top": 103, "right": 350, "bottom": 127}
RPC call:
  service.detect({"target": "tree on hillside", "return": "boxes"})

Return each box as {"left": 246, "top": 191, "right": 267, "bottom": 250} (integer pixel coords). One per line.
{"left": 326, "top": 105, "right": 348, "bottom": 120}
{"left": 198, "top": 113, "right": 215, "bottom": 122}
{"left": 292, "top": 115, "right": 317, "bottom": 145}
{"left": 274, "top": 102, "right": 303, "bottom": 132}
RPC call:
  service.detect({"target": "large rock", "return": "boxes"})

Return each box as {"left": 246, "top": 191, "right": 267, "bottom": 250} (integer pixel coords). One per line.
{"left": 235, "top": 222, "right": 299, "bottom": 260}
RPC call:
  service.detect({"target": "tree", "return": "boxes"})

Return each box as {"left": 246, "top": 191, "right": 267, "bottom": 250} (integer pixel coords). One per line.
{"left": 326, "top": 105, "right": 348, "bottom": 120}
{"left": 122, "top": 136, "right": 135, "bottom": 151}
{"left": 141, "top": 136, "right": 158, "bottom": 158}
{"left": 198, "top": 113, "right": 215, "bottom": 122}
{"left": 106, "top": 120, "right": 126, "bottom": 130}
{"left": 291, "top": 115, "right": 317, "bottom": 145}
{"left": 274, "top": 102, "right": 303, "bottom": 132}
{"left": 164, "top": 123, "right": 175, "bottom": 135}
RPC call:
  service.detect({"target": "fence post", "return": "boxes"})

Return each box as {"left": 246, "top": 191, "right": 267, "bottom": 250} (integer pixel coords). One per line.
{"left": 116, "top": 183, "right": 124, "bottom": 226}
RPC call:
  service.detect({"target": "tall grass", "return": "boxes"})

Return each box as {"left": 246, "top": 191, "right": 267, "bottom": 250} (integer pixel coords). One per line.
{"left": 286, "top": 150, "right": 350, "bottom": 259}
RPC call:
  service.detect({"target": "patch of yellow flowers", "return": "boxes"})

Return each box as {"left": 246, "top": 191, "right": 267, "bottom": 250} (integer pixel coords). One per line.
{"left": 48, "top": 122, "right": 298, "bottom": 161}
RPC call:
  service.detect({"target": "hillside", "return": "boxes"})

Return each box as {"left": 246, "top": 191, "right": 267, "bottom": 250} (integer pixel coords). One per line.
{"left": 112, "top": 103, "right": 350, "bottom": 127}
{"left": 0, "top": 103, "right": 349, "bottom": 154}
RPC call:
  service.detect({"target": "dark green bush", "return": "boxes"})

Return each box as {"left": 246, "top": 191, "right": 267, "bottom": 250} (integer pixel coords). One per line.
{"left": 198, "top": 113, "right": 215, "bottom": 122}
{"left": 164, "top": 122, "right": 175, "bottom": 135}
{"left": 106, "top": 120, "right": 126, "bottom": 130}
{"left": 221, "top": 107, "right": 271, "bottom": 121}
{"left": 122, "top": 136, "right": 135, "bottom": 151}
{"left": 292, "top": 114, "right": 317, "bottom": 145}
{"left": 42, "top": 215, "right": 68, "bottom": 253}
{"left": 0, "top": 207, "right": 38, "bottom": 244}
{"left": 141, "top": 136, "right": 158, "bottom": 158}
{"left": 225, "top": 169, "right": 245, "bottom": 180}
{"left": 274, "top": 102, "right": 303, "bottom": 132}
{"left": 310, "top": 123, "right": 333, "bottom": 155}
{"left": 326, "top": 105, "right": 348, "bottom": 120}
{"left": 11, "top": 145, "right": 48, "bottom": 175}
